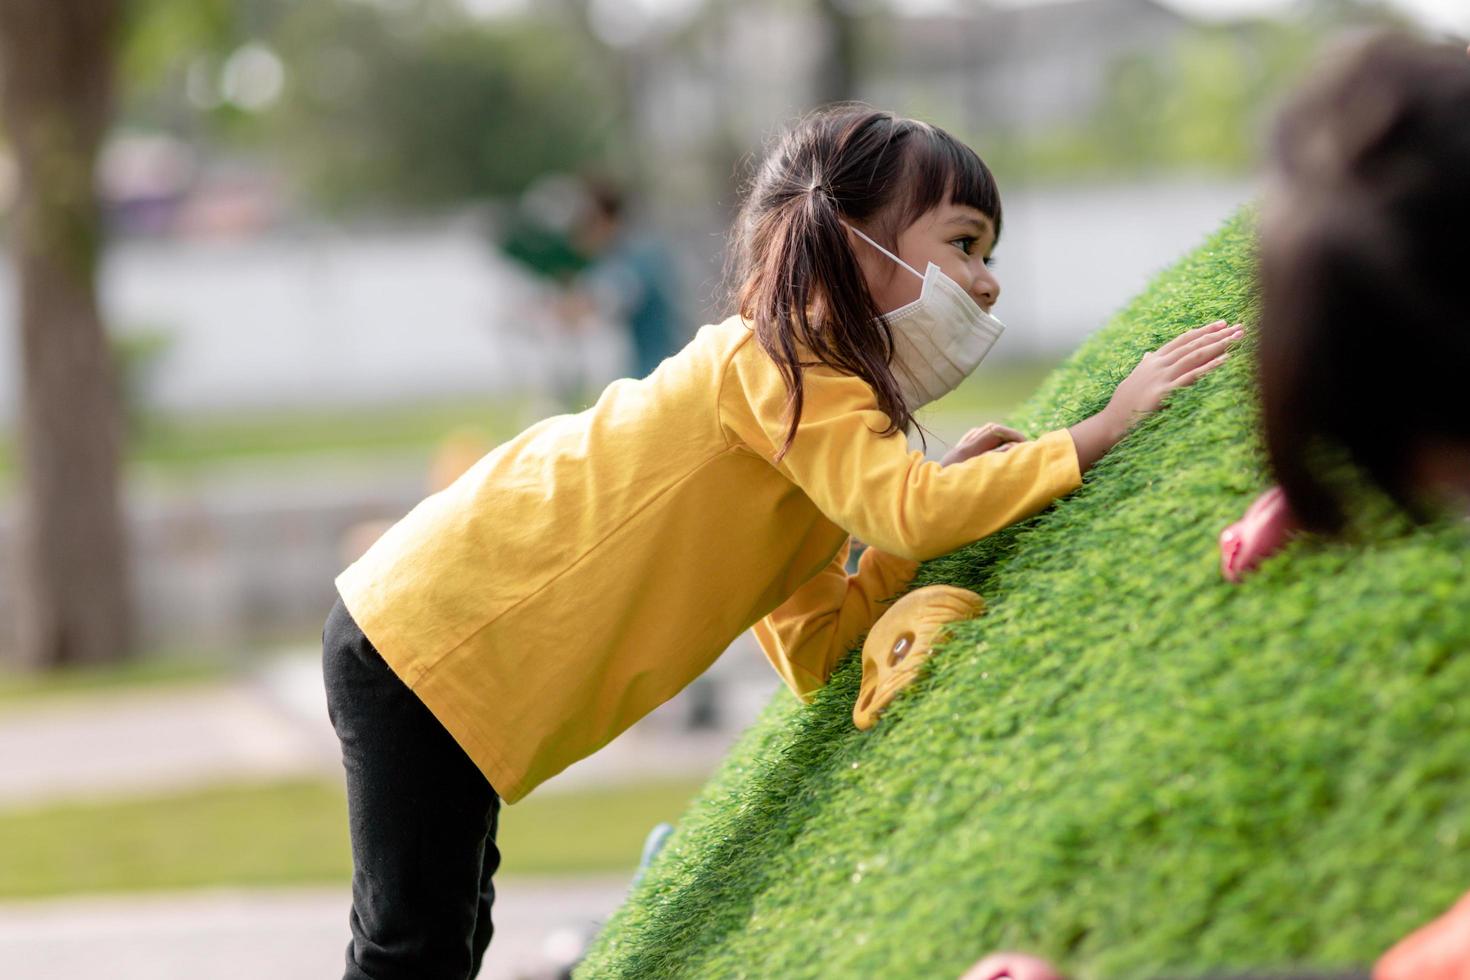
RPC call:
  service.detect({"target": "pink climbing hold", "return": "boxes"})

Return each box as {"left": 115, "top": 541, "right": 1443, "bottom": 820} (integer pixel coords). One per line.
{"left": 1219, "top": 485, "right": 1300, "bottom": 583}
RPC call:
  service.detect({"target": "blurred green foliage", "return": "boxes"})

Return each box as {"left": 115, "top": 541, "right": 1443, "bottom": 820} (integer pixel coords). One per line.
{"left": 118, "top": 0, "right": 624, "bottom": 210}
{"left": 272, "top": 3, "right": 622, "bottom": 208}
{"left": 110, "top": 0, "right": 1417, "bottom": 211}
{"left": 983, "top": 8, "right": 1405, "bottom": 184}
{"left": 122, "top": 0, "right": 234, "bottom": 86}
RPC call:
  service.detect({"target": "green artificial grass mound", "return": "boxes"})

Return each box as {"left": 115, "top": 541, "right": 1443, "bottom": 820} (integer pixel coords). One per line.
{"left": 575, "top": 212, "right": 1470, "bottom": 979}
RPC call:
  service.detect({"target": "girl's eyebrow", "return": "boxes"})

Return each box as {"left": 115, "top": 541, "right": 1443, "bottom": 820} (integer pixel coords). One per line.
{"left": 943, "top": 213, "right": 992, "bottom": 235}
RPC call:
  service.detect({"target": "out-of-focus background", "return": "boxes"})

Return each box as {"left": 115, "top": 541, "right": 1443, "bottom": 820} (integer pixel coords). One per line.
{"left": 0, "top": 1, "right": 1464, "bottom": 977}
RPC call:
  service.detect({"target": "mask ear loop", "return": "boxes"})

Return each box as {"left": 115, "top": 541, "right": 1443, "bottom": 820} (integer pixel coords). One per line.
{"left": 838, "top": 222, "right": 939, "bottom": 448}
{"left": 840, "top": 221, "right": 925, "bottom": 282}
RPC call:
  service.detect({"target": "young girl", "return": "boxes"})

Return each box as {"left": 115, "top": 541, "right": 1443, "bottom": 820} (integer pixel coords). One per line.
{"left": 1223, "top": 31, "right": 1470, "bottom": 581}
{"left": 321, "top": 106, "right": 1236, "bottom": 979}
{"left": 1257, "top": 33, "right": 1470, "bottom": 534}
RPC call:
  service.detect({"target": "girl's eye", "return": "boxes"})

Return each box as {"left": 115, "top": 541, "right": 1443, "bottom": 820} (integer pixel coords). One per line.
{"left": 983, "top": 255, "right": 997, "bottom": 269}
{"left": 951, "top": 236, "right": 976, "bottom": 255}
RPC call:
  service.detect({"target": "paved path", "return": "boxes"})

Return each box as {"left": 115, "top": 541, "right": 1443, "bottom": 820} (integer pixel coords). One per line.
{"left": 0, "top": 678, "right": 336, "bottom": 807}
{"left": 0, "top": 876, "right": 632, "bottom": 980}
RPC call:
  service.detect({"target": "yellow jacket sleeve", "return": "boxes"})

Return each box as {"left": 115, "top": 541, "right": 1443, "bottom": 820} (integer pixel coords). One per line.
{"left": 741, "top": 363, "right": 1083, "bottom": 562}
{"left": 753, "top": 537, "right": 921, "bottom": 704}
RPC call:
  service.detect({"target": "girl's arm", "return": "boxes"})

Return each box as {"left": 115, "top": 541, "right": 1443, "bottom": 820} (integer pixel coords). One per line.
{"left": 752, "top": 537, "right": 919, "bottom": 703}
{"left": 727, "top": 321, "right": 1239, "bottom": 562}
{"left": 752, "top": 434, "right": 1024, "bottom": 703}
{"left": 736, "top": 360, "right": 1082, "bottom": 562}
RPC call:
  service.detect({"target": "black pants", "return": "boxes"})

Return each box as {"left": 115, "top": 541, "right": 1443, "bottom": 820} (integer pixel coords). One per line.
{"left": 322, "top": 594, "right": 502, "bottom": 980}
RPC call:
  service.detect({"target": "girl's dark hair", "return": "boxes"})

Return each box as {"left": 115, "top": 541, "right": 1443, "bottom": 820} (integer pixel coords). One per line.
{"left": 728, "top": 105, "right": 1002, "bottom": 462}
{"left": 1259, "top": 32, "right": 1470, "bottom": 533}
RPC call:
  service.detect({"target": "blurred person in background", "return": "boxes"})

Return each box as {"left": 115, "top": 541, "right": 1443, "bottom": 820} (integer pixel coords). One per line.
{"left": 562, "top": 175, "right": 682, "bottom": 381}
{"left": 1223, "top": 29, "right": 1470, "bottom": 581}
{"left": 1260, "top": 30, "right": 1470, "bottom": 980}
{"left": 1257, "top": 32, "right": 1470, "bottom": 534}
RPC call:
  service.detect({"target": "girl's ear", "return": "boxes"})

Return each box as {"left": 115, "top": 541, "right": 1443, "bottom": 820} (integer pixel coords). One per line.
{"left": 842, "top": 220, "right": 890, "bottom": 299}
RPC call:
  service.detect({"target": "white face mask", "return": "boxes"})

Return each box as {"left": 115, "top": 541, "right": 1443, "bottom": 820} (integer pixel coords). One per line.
{"left": 843, "top": 222, "right": 1004, "bottom": 410}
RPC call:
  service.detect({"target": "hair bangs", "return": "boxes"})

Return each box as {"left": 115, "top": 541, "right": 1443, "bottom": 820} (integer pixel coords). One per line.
{"left": 898, "top": 124, "right": 1004, "bottom": 241}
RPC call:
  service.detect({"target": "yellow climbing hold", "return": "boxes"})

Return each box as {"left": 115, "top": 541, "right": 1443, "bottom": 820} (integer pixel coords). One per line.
{"left": 853, "top": 584, "right": 985, "bottom": 731}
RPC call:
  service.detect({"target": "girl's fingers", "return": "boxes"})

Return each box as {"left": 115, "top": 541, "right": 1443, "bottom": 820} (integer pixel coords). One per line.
{"left": 961, "top": 425, "right": 993, "bottom": 443}
{"left": 1159, "top": 319, "right": 1232, "bottom": 359}
{"left": 1160, "top": 322, "right": 1241, "bottom": 367}
{"left": 1168, "top": 326, "right": 1243, "bottom": 373}
{"left": 1175, "top": 351, "right": 1229, "bottom": 387}
{"left": 962, "top": 423, "right": 1027, "bottom": 450}
{"left": 1156, "top": 319, "right": 1229, "bottom": 357}
{"left": 1152, "top": 321, "right": 1223, "bottom": 357}
{"left": 987, "top": 424, "right": 1027, "bottom": 444}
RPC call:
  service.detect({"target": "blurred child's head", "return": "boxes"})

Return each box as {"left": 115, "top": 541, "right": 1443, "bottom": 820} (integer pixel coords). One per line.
{"left": 729, "top": 105, "right": 1003, "bottom": 459}
{"left": 572, "top": 173, "right": 626, "bottom": 256}
{"left": 1259, "top": 32, "right": 1470, "bottom": 533}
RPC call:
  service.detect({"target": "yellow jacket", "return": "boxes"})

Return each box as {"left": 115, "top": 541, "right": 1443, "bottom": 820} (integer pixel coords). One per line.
{"left": 335, "top": 315, "right": 1081, "bottom": 803}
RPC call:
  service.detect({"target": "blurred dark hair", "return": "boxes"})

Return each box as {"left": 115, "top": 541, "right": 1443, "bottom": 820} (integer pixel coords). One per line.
{"left": 582, "top": 173, "right": 624, "bottom": 222}
{"left": 1259, "top": 32, "right": 1470, "bottom": 533}
{"left": 727, "top": 105, "right": 1002, "bottom": 462}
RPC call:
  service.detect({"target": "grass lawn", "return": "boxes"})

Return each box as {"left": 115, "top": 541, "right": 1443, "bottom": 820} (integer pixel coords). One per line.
{"left": 0, "top": 777, "right": 704, "bottom": 899}
{"left": 0, "top": 657, "right": 230, "bottom": 707}
{"left": 0, "top": 395, "right": 538, "bottom": 483}
{"left": 577, "top": 211, "right": 1470, "bottom": 979}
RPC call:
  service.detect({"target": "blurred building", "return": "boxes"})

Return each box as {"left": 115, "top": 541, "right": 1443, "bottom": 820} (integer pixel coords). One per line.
{"left": 634, "top": 0, "right": 1193, "bottom": 195}
{"left": 872, "top": 0, "right": 1193, "bottom": 132}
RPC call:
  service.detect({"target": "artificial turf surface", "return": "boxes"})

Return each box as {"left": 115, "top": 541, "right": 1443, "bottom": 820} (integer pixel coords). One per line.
{"left": 575, "top": 211, "right": 1470, "bottom": 979}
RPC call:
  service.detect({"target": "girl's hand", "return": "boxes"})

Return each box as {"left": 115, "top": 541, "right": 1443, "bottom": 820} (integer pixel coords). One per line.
{"left": 1069, "top": 319, "right": 1243, "bottom": 474}
{"left": 939, "top": 423, "right": 1027, "bottom": 468}
{"left": 1107, "top": 319, "right": 1242, "bottom": 424}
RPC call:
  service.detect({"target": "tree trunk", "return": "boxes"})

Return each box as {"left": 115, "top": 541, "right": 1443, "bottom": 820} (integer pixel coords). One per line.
{"left": 0, "top": 0, "right": 132, "bottom": 668}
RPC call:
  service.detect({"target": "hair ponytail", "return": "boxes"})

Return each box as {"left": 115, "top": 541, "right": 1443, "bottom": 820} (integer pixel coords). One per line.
{"left": 741, "top": 167, "right": 904, "bottom": 463}
{"left": 728, "top": 106, "right": 1002, "bottom": 463}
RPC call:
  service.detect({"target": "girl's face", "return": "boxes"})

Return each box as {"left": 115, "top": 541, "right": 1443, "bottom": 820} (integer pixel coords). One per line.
{"left": 851, "top": 200, "right": 1001, "bottom": 316}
